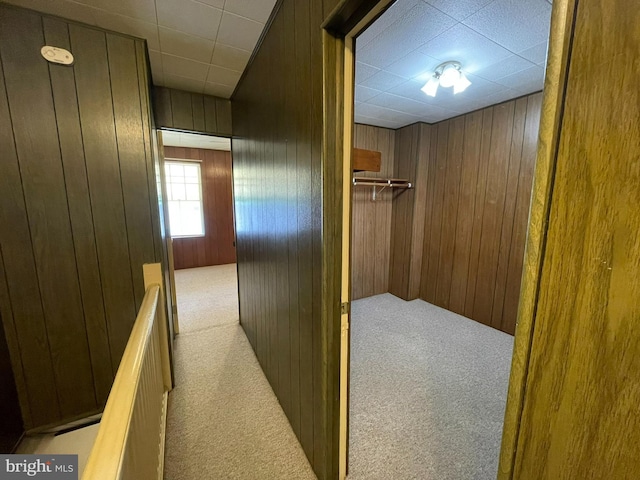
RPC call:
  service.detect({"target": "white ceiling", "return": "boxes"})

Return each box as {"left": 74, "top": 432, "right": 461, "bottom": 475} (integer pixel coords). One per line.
{"left": 355, "top": 0, "right": 552, "bottom": 128}
{"left": 3, "top": 0, "right": 278, "bottom": 98}
{"left": 162, "top": 131, "right": 231, "bottom": 150}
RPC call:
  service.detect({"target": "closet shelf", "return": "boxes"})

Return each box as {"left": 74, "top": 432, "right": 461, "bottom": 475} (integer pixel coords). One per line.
{"left": 352, "top": 176, "right": 413, "bottom": 200}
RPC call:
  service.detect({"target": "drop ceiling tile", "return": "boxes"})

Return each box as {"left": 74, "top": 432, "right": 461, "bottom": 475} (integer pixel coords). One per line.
{"left": 418, "top": 23, "right": 513, "bottom": 74}
{"left": 216, "top": 11, "right": 264, "bottom": 51}
{"left": 3, "top": 0, "right": 99, "bottom": 25}
{"left": 162, "top": 73, "right": 205, "bottom": 92}
{"left": 196, "top": 0, "right": 225, "bottom": 8}
{"left": 368, "top": 93, "right": 435, "bottom": 117}
{"left": 94, "top": 10, "right": 160, "bottom": 50}
{"left": 355, "top": 0, "right": 421, "bottom": 50}
{"left": 463, "top": 0, "right": 552, "bottom": 53}
{"left": 386, "top": 79, "right": 471, "bottom": 112}
{"left": 224, "top": 0, "right": 277, "bottom": 23}
{"left": 359, "top": 70, "right": 407, "bottom": 92}
{"left": 356, "top": 102, "right": 421, "bottom": 123}
{"left": 159, "top": 27, "right": 215, "bottom": 64}
{"left": 355, "top": 62, "right": 380, "bottom": 83}
{"left": 495, "top": 65, "right": 545, "bottom": 93}
{"left": 355, "top": 85, "right": 382, "bottom": 103}
{"left": 384, "top": 51, "right": 441, "bottom": 80}
{"left": 204, "top": 82, "right": 235, "bottom": 98}
{"left": 423, "top": 0, "right": 494, "bottom": 21}
{"left": 211, "top": 44, "right": 252, "bottom": 72}
{"left": 79, "top": 0, "right": 157, "bottom": 23}
{"left": 356, "top": 2, "right": 457, "bottom": 69}
{"left": 156, "top": 0, "right": 223, "bottom": 41}
{"left": 206, "top": 65, "right": 242, "bottom": 86}
{"left": 148, "top": 49, "right": 164, "bottom": 84}
{"left": 518, "top": 41, "right": 548, "bottom": 65}
{"left": 474, "top": 55, "right": 536, "bottom": 82}
{"left": 161, "top": 53, "right": 210, "bottom": 81}
{"left": 463, "top": 87, "right": 521, "bottom": 111}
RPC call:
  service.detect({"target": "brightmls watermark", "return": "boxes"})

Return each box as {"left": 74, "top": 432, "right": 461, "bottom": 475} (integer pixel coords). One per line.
{"left": 0, "top": 455, "right": 77, "bottom": 479}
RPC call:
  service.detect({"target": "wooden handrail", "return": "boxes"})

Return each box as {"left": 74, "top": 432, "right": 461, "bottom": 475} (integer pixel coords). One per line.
{"left": 83, "top": 263, "right": 171, "bottom": 480}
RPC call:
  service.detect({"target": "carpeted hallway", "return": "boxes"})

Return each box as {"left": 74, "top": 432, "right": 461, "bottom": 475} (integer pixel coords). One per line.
{"left": 348, "top": 293, "right": 514, "bottom": 480}
{"left": 163, "top": 264, "right": 316, "bottom": 479}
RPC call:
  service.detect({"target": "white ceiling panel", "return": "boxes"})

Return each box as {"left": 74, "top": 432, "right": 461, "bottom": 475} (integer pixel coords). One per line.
{"left": 359, "top": 70, "right": 407, "bottom": 91}
{"left": 356, "top": 2, "right": 457, "bottom": 69}
{"left": 158, "top": 27, "right": 215, "bottom": 64}
{"left": 355, "top": 85, "right": 383, "bottom": 103}
{"left": 211, "top": 44, "right": 252, "bottom": 72}
{"left": 423, "top": 0, "right": 494, "bottom": 21}
{"left": 518, "top": 42, "right": 549, "bottom": 65}
{"left": 162, "top": 131, "right": 231, "bottom": 150}
{"left": 206, "top": 65, "right": 243, "bottom": 86}
{"left": 163, "top": 73, "right": 205, "bottom": 92}
{"left": 162, "top": 53, "right": 210, "bottom": 81}
{"left": 204, "top": 82, "right": 235, "bottom": 98}
{"left": 216, "top": 11, "right": 265, "bottom": 52}
{"left": 474, "top": 54, "right": 535, "bottom": 82}
{"left": 354, "top": 62, "right": 381, "bottom": 83}
{"left": 462, "top": 0, "right": 552, "bottom": 52}
{"left": 156, "top": 0, "right": 222, "bottom": 41}
{"left": 355, "top": 0, "right": 552, "bottom": 129}
{"left": 81, "top": 0, "right": 157, "bottom": 23}
{"left": 418, "top": 23, "right": 513, "bottom": 73}
{"left": 3, "top": 0, "right": 278, "bottom": 98}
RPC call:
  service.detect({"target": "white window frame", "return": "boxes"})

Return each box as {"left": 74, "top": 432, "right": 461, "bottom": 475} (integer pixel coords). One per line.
{"left": 164, "top": 160, "right": 205, "bottom": 238}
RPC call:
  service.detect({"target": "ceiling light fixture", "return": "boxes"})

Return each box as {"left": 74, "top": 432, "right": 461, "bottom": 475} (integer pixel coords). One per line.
{"left": 421, "top": 61, "right": 472, "bottom": 97}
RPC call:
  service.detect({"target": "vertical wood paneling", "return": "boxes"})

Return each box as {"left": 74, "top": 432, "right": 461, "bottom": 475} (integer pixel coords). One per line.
{"left": 350, "top": 124, "right": 395, "bottom": 300}
{"left": 0, "top": 7, "right": 96, "bottom": 418}
{"left": 43, "top": 17, "right": 113, "bottom": 406}
{"left": 513, "top": 0, "right": 640, "bottom": 476}
{"left": 152, "top": 86, "right": 231, "bottom": 137}
{"left": 165, "top": 147, "right": 236, "bottom": 269}
{"left": 0, "top": 4, "right": 161, "bottom": 430}
{"left": 107, "top": 33, "right": 156, "bottom": 308}
{"left": 71, "top": 24, "right": 138, "bottom": 374}
{"left": 231, "top": 0, "right": 336, "bottom": 476}
{"left": 413, "top": 93, "right": 541, "bottom": 334}
{"left": 388, "top": 123, "right": 431, "bottom": 300}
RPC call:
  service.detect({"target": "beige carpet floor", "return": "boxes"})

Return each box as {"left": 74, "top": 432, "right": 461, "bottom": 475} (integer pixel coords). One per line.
{"left": 164, "top": 264, "right": 316, "bottom": 479}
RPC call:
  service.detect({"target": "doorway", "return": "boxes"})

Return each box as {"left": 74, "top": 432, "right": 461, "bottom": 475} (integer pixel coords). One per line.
{"left": 323, "top": 0, "right": 572, "bottom": 478}
{"left": 158, "top": 130, "right": 239, "bottom": 335}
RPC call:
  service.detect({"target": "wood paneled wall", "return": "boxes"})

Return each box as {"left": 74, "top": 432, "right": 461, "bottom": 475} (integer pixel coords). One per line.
{"left": 232, "top": 0, "right": 342, "bottom": 478}
{"left": 510, "top": 0, "right": 640, "bottom": 476}
{"left": 153, "top": 86, "right": 232, "bottom": 137}
{"left": 164, "top": 146, "right": 236, "bottom": 269}
{"left": 351, "top": 124, "right": 395, "bottom": 300}
{"left": 417, "top": 94, "right": 542, "bottom": 334}
{"left": 388, "top": 123, "right": 431, "bottom": 300}
{"left": 0, "top": 5, "right": 161, "bottom": 430}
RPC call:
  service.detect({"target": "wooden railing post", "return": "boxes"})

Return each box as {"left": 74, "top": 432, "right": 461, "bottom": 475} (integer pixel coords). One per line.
{"left": 143, "top": 263, "right": 173, "bottom": 391}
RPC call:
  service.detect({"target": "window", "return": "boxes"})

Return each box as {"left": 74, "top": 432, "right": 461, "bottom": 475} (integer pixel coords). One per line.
{"left": 164, "top": 161, "right": 204, "bottom": 237}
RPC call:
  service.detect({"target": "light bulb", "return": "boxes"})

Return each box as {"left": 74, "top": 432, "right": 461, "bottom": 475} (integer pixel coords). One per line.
{"left": 453, "top": 71, "right": 472, "bottom": 94}
{"left": 438, "top": 65, "right": 460, "bottom": 88}
{"left": 421, "top": 77, "right": 439, "bottom": 97}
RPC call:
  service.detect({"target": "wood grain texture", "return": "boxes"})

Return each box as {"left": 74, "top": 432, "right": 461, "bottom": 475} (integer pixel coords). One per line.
{"left": 0, "top": 4, "right": 161, "bottom": 430}
{"left": 351, "top": 124, "right": 395, "bottom": 300}
{"left": 415, "top": 94, "right": 542, "bottom": 334}
{"left": 232, "top": 0, "right": 341, "bottom": 477}
{"left": 163, "top": 147, "right": 236, "bottom": 269}
{"left": 511, "top": 0, "right": 640, "bottom": 477}
{"left": 388, "top": 123, "right": 431, "bottom": 300}
{"left": 152, "top": 86, "right": 232, "bottom": 137}
{"left": 352, "top": 147, "right": 381, "bottom": 172}
{"left": 498, "top": 1, "right": 577, "bottom": 476}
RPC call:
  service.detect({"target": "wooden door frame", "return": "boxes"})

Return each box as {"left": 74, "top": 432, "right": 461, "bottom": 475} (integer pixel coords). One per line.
{"left": 321, "top": 0, "right": 577, "bottom": 478}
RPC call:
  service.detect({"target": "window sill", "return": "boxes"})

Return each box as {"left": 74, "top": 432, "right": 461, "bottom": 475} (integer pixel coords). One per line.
{"left": 171, "top": 234, "right": 205, "bottom": 239}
